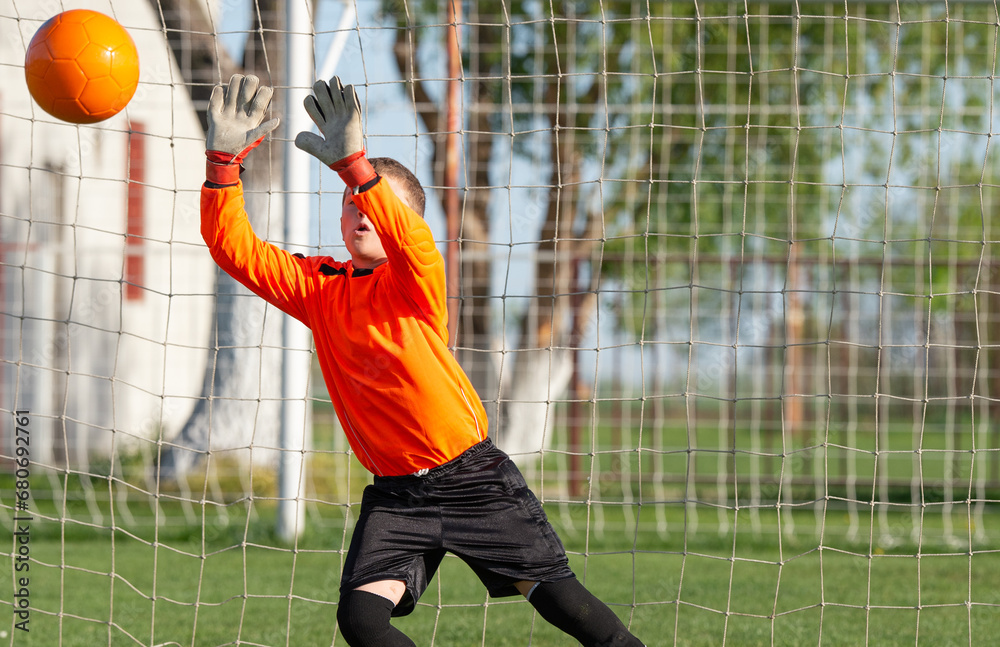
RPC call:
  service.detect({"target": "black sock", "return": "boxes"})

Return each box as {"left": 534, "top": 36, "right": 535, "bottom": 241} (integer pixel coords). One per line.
{"left": 336, "top": 590, "right": 416, "bottom": 647}
{"left": 527, "top": 577, "right": 645, "bottom": 647}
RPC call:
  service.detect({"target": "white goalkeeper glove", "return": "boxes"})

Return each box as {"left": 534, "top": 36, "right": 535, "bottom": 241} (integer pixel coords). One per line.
{"left": 294, "top": 76, "right": 377, "bottom": 189}
{"left": 205, "top": 74, "right": 280, "bottom": 185}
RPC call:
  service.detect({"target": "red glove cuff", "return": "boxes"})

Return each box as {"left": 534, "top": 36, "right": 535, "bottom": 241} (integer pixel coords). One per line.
{"left": 206, "top": 150, "right": 241, "bottom": 185}
{"left": 205, "top": 136, "right": 267, "bottom": 186}
{"left": 332, "top": 151, "right": 377, "bottom": 188}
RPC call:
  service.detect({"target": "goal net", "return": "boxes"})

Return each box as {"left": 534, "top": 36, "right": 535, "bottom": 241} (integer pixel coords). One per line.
{"left": 2, "top": 0, "right": 999, "bottom": 645}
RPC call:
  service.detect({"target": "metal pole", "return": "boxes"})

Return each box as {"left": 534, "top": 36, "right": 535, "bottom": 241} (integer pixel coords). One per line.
{"left": 277, "top": 0, "right": 314, "bottom": 543}
{"left": 445, "top": 0, "right": 462, "bottom": 348}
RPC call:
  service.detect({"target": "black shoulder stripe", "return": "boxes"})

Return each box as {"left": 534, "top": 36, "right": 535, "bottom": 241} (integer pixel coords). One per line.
{"left": 320, "top": 263, "right": 347, "bottom": 276}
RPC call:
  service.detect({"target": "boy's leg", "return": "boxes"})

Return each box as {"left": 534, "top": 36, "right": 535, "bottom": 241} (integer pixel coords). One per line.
{"left": 337, "top": 582, "right": 414, "bottom": 647}
{"left": 519, "top": 578, "right": 645, "bottom": 647}
{"left": 434, "top": 441, "right": 645, "bottom": 646}
{"left": 337, "top": 477, "right": 445, "bottom": 646}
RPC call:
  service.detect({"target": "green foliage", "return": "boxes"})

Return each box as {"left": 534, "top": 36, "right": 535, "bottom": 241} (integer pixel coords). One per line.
{"left": 375, "top": 1, "right": 1000, "bottom": 352}
{"left": 590, "top": 3, "right": 997, "bottom": 340}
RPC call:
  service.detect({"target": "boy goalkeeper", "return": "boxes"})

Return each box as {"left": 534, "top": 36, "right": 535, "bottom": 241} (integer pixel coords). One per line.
{"left": 201, "top": 73, "right": 644, "bottom": 647}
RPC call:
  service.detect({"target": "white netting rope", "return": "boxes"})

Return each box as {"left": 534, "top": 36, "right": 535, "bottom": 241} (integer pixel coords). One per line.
{"left": 1, "top": 2, "right": 999, "bottom": 646}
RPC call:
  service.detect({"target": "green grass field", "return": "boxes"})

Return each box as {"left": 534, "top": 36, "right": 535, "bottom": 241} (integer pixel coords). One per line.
{"left": 3, "top": 398, "right": 1000, "bottom": 645}
{"left": 3, "top": 500, "right": 999, "bottom": 647}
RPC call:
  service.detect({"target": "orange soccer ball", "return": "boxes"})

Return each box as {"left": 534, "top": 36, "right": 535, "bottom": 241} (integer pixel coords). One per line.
{"left": 24, "top": 9, "right": 139, "bottom": 124}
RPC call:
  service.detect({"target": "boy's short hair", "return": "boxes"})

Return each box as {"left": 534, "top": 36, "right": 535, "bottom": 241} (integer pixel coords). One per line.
{"left": 370, "top": 157, "right": 426, "bottom": 217}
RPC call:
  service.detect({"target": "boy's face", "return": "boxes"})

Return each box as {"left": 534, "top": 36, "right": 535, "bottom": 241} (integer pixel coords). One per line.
{"left": 341, "top": 186, "right": 388, "bottom": 269}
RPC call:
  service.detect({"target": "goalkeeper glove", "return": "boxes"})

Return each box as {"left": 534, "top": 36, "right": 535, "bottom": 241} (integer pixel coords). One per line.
{"left": 293, "top": 76, "right": 377, "bottom": 189}
{"left": 205, "top": 74, "right": 280, "bottom": 186}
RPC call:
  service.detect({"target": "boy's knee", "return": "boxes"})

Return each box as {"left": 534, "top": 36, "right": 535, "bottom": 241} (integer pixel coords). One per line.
{"left": 337, "top": 590, "right": 415, "bottom": 647}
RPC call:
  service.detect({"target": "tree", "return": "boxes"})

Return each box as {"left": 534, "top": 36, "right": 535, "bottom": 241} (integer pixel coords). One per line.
{"left": 386, "top": 0, "right": 1000, "bottom": 450}
{"left": 387, "top": 0, "right": 632, "bottom": 458}
{"left": 601, "top": 1, "right": 1000, "bottom": 444}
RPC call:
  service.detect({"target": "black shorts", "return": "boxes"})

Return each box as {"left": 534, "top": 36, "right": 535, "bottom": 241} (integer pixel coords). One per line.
{"left": 339, "top": 438, "right": 575, "bottom": 616}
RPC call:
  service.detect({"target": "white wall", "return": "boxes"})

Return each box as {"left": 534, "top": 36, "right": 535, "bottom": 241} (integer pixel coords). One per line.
{"left": 0, "top": 0, "right": 214, "bottom": 465}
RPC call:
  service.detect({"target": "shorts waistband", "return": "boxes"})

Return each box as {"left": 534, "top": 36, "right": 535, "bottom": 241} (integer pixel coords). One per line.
{"left": 376, "top": 437, "right": 496, "bottom": 485}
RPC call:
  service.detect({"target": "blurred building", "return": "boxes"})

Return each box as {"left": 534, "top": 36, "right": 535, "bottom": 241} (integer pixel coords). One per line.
{"left": 0, "top": 0, "right": 214, "bottom": 469}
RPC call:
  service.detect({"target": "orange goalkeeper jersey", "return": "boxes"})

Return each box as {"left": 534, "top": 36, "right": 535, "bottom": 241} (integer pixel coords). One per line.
{"left": 201, "top": 177, "right": 487, "bottom": 476}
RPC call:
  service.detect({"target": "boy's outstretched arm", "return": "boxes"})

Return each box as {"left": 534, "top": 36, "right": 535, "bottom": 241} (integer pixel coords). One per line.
{"left": 201, "top": 74, "right": 313, "bottom": 323}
